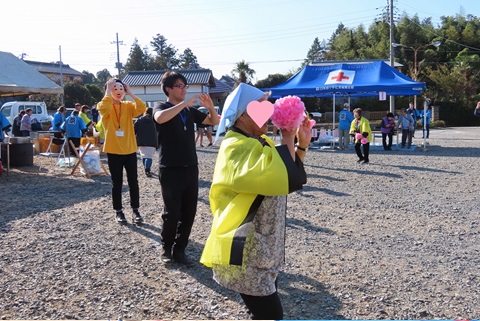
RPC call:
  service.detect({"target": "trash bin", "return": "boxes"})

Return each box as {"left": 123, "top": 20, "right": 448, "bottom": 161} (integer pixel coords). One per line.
{"left": 9, "top": 143, "right": 34, "bottom": 167}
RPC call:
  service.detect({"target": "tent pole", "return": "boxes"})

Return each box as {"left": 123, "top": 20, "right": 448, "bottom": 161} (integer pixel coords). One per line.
{"left": 332, "top": 94, "right": 336, "bottom": 131}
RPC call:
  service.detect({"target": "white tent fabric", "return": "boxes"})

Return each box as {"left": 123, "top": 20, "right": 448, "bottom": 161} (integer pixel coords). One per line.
{"left": 0, "top": 51, "right": 63, "bottom": 97}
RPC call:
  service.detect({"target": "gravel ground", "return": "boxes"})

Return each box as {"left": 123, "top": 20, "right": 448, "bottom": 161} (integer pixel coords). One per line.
{"left": 1, "top": 127, "right": 479, "bottom": 320}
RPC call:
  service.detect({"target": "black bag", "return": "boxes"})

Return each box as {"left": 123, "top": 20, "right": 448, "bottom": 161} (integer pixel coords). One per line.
{"left": 31, "top": 120, "right": 42, "bottom": 131}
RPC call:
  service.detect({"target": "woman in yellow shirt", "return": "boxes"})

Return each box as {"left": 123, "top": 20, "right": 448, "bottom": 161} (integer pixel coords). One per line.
{"left": 98, "top": 78, "right": 146, "bottom": 224}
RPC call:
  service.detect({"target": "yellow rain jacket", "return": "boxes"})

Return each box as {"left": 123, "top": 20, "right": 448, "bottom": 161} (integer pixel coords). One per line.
{"left": 201, "top": 128, "right": 306, "bottom": 268}
{"left": 350, "top": 116, "right": 373, "bottom": 143}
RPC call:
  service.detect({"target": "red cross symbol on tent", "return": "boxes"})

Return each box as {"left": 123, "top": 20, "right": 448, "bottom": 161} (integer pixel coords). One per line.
{"left": 331, "top": 71, "right": 350, "bottom": 82}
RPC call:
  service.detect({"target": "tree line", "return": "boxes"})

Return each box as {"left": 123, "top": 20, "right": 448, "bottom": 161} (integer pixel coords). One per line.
{"left": 33, "top": 12, "right": 480, "bottom": 126}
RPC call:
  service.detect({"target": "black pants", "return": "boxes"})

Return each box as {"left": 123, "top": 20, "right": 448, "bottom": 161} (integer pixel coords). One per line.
{"left": 422, "top": 124, "right": 430, "bottom": 138}
{"left": 240, "top": 291, "right": 283, "bottom": 320}
{"left": 107, "top": 153, "right": 139, "bottom": 211}
{"left": 67, "top": 137, "right": 81, "bottom": 155}
{"left": 401, "top": 129, "right": 413, "bottom": 148}
{"left": 355, "top": 142, "right": 370, "bottom": 161}
{"left": 159, "top": 166, "right": 199, "bottom": 251}
{"left": 382, "top": 132, "right": 393, "bottom": 150}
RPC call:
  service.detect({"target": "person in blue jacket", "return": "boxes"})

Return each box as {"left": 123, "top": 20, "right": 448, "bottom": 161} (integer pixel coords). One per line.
{"left": 419, "top": 104, "right": 432, "bottom": 139}
{"left": 61, "top": 110, "right": 87, "bottom": 155}
{"left": 0, "top": 113, "right": 11, "bottom": 142}
{"left": 474, "top": 101, "right": 480, "bottom": 116}
{"left": 52, "top": 106, "right": 66, "bottom": 139}
{"left": 338, "top": 103, "right": 354, "bottom": 150}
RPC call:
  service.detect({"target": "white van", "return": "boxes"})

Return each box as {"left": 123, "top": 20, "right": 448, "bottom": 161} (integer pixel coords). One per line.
{"left": 1, "top": 101, "right": 52, "bottom": 128}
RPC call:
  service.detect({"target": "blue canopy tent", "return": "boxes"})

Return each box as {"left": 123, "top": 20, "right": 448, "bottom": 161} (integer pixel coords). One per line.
{"left": 263, "top": 61, "right": 426, "bottom": 132}
{"left": 265, "top": 61, "right": 425, "bottom": 98}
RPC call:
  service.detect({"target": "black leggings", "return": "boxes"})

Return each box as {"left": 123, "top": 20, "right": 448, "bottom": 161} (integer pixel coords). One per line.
{"left": 240, "top": 291, "right": 283, "bottom": 320}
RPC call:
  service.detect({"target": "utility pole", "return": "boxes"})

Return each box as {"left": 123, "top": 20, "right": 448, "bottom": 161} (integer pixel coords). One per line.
{"left": 59, "top": 45, "right": 64, "bottom": 105}
{"left": 111, "top": 33, "right": 124, "bottom": 77}
{"left": 389, "top": 0, "right": 395, "bottom": 113}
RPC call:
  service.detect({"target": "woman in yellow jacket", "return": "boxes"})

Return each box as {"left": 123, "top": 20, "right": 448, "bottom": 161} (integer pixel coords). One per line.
{"left": 98, "top": 78, "right": 146, "bottom": 224}
{"left": 350, "top": 107, "right": 372, "bottom": 164}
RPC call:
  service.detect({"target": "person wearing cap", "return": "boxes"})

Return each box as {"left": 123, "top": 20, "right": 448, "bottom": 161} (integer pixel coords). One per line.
{"left": 79, "top": 105, "right": 93, "bottom": 128}
{"left": 201, "top": 83, "right": 311, "bottom": 320}
{"left": 381, "top": 111, "right": 396, "bottom": 150}
{"left": 98, "top": 78, "right": 146, "bottom": 225}
{"left": 153, "top": 71, "right": 219, "bottom": 266}
{"left": 338, "top": 103, "right": 354, "bottom": 150}
{"left": 74, "top": 103, "right": 82, "bottom": 112}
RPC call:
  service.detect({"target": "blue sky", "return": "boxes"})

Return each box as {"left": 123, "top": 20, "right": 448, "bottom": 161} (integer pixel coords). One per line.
{"left": 1, "top": 0, "right": 478, "bottom": 83}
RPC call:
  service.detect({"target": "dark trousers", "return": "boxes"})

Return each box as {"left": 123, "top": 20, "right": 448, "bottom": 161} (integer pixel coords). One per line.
{"left": 382, "top": 132, "right": 393, "bottom": 150}
{"left": 401, "top": 129, "right": 413, "bottom": 148}
{"left": 355, "top": 142, "right": 370, "bottom": 161}
{"left": 107, "top": 153, "right": 139, "bottom": 211}
{"left": 67, "top": 137, "right": 81, "bottom": 155}
{"left": 422, "top": 124, "right": 430, "bottom": 138}
{"left": 159, "top": 166, "right": 199, "bottom": 251}
{"left": 240, "top": 291, "right": 283, "bottom": 320}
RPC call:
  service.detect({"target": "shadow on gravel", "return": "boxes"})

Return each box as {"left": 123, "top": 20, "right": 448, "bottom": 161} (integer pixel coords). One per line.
{"left": 381, "top": 163, "right": 462, "bottom": 174}
{"left": 0, "top": 167, "right": 111, "bottom": 231}
{"left": 156, "top": 240, "right": 345, "bottom": 320}
{"left": 301, "top": 185, "right": 351, "bottom": 197}
{"left": 280, "top": 270, "right": 345, "bottom": 319}
{"left": 307, "top": 164, "right": 403, "bottom": 179}
{"left": 287, "top": 217, "right": 336, "bottom": 235}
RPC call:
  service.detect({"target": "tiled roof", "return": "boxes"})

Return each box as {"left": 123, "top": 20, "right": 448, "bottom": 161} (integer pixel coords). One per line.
{"left": 122, "top": 69, "right": 215, "bottom": 87}
{"left": 210, "top": 78, "right": 233, "bottom": 94}
{"left": 24, "top": 60, "right": 84, "bottom": 76}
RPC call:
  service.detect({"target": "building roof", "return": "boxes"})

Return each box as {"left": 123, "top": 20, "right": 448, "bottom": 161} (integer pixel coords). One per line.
{"left": 122, "top": 69, "right": 216, "bottom": 87}
{"left": 23, "top": 60, "right": 84, "bottom": 76}
{"left": 210, "top": 78, "right": 233, "bottom": 94}
{"left": 0, "top": 51, "right": 64, "bottom": 97}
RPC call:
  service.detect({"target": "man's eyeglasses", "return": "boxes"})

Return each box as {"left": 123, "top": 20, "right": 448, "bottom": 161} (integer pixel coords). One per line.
{"left": 173, "top": 84, "right": 189, "bottom": 89}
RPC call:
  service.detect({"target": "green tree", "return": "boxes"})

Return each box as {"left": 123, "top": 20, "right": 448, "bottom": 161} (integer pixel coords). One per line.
{"left": 231, "top": 60, "right": 255, "bottom": 85}
{"left": 179, "top": 48, "right": 200, "bottom": 69}
{"left": 150, "top": 34, "right": 179, "bottom": 70}
{"left": 125, "top": 38, "right": 151, "bottom": 72}
{"left": 85, "top": 84, "right": 104, "bottom": 103}
{"left": 304, "top": 37, "right": 327, "bottom": 65}
{"left": 82, "top": 71, "right": 97, "bottom": 85}
{"left": 96, "top": 69, "right": 112, "bottom": 85}
{"left": 255, "top": 73, "right": 291, "bottom": 89}
{"left": 63, "top": 82, "right": 93, "bottom": 108}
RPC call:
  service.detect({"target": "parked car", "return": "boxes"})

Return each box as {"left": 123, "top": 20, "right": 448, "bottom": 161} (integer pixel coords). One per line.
{"left": 1, "top": 101, "right": 52, "bottom": 135}
{"left": 197, "top": 106, "right": 220, "bottom": 132}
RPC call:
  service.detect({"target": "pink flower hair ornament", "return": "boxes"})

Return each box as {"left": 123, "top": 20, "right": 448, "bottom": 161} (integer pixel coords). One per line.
{"left": 361, "top": 138, "right": 368, "bottom": 144}
{"left": 355, "top": 133, "right": 363, "bottom": 140}
{"left": 271, "top": 95, "right": 306, "bottom": 131}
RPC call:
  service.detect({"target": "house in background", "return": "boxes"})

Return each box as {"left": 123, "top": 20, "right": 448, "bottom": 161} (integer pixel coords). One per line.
{"left": 122, "top": 69, "right": 232, "bottom": 110}
{"left": 24, "top": 60, "right": 85, "bottom": 84}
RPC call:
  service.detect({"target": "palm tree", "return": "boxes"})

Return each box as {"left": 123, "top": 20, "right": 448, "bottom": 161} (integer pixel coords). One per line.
{"left": 232, "top": 60, "right": 255, "bottom": 85}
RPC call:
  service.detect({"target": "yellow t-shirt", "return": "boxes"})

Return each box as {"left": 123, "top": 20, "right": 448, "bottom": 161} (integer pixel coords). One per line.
{"left": 97, "top": 96, "right": 146, "bottom": 154}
